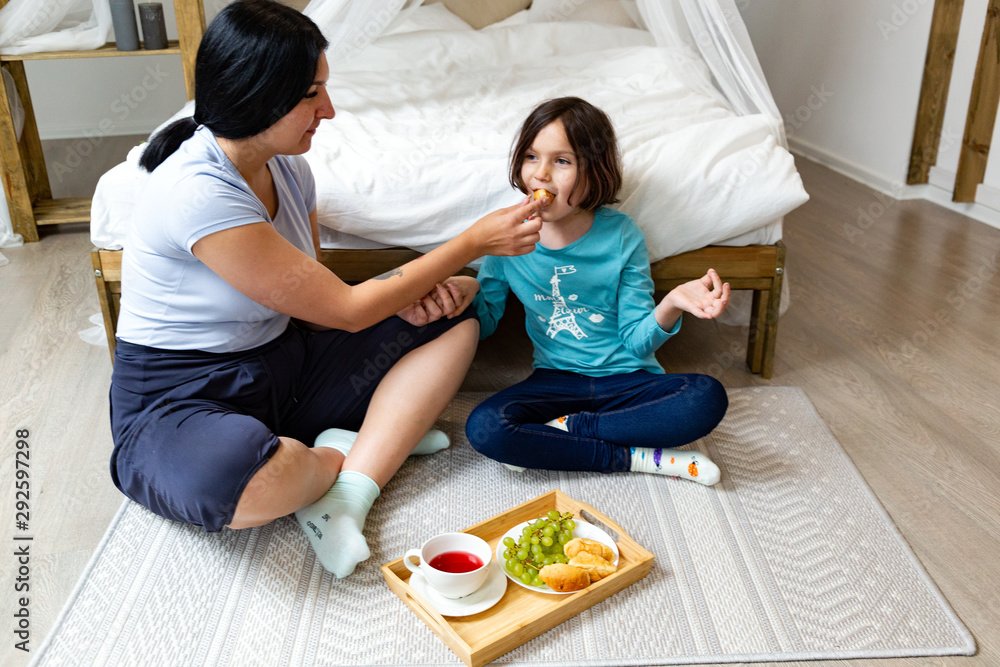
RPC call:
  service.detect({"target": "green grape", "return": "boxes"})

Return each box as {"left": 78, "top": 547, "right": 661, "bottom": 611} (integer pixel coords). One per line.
{"left": 507, "top": 511, "right": 582, "bottom": 586}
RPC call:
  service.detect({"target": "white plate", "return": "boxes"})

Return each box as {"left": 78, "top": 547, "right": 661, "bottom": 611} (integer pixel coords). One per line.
{"left": 409, "top": 560, "right": 507, "bottom": 617}
{"left": 495, "top": 519, "right": 619, "bottom": 594}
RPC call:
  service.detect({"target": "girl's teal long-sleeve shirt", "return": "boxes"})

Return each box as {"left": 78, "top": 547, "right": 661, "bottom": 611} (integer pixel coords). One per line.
{"left": 473, "top": 206, "right": 680, "bottom": 377}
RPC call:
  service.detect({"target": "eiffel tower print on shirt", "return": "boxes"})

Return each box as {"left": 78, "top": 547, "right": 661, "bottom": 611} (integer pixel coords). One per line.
{"left": 546, "top": 265, "right": 587, "bottom": 340}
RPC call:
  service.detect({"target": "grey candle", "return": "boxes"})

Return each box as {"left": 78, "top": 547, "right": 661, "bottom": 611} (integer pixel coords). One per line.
{"left": 138, "top": 3, "right": 169, "bottom": 51}
{"left": 109, "top": 0, "right": 140, "bottom": 52}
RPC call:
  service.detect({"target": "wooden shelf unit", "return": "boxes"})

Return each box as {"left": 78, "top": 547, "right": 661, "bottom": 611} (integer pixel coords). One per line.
{"left": 0, "top": 0, "right": 205, "bottom": 242}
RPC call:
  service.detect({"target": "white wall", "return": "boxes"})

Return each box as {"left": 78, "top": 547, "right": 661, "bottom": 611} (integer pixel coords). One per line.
{"left": 739, "top": 0, "right": 1000, "bottom": 228}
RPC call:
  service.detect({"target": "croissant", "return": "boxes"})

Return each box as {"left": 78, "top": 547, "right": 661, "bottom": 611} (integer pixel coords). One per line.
{"left": 538, "top": 563, "right": 590, "bottom": 592}
{"left": 533, "top": 188, "right": 553, "bottom": 206}
{"left": 568, "top": 551, "right": 617, "bottom": 581}
{"left": 564, "top": 537, "right": 615, "bottom": 563}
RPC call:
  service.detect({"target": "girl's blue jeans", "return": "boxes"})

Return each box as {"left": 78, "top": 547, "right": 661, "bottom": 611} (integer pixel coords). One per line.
{"left": 465, "top": 368, "right": 728, "bottom": 473}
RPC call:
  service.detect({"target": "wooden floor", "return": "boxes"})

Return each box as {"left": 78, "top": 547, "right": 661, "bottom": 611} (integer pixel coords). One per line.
{"left": 0, "top": 157, "right": 997, "bottom": 666}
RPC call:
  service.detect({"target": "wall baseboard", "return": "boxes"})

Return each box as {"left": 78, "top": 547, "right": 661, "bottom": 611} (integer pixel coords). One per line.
{"left": 789, "top": 136, "right": 1000, "bottom": 232}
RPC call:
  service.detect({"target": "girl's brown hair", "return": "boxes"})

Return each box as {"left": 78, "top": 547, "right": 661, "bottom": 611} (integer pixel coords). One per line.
{"left": 509, "top": 97, "right": 622, "bottom": 211}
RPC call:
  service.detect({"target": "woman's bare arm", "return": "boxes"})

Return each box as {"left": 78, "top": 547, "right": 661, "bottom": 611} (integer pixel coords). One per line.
{"left": 192, "top": 198, "right": 542, "bottom": 332}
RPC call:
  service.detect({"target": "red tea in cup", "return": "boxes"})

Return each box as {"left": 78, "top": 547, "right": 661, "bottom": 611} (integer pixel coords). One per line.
{"left": 428, "top": 550, "right": 483, "bottom": 573}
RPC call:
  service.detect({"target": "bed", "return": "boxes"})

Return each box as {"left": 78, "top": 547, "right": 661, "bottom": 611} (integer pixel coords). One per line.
{"left": 89, "top": 0, "right": 807, "bottom": 377}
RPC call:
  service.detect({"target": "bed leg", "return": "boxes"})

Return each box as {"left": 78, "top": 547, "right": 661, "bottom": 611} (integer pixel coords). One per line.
{"left": 90, "top": 250, "right": 118, "bottom": 363}
{"left": 759, "top": 242, "right": 787, "bottom": 379}
{"left": 745, "top": 289, "right": 768, "bottom": 375}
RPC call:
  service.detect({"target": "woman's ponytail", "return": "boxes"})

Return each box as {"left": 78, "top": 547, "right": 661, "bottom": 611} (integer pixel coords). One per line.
{"left": 138, "top": 116, "right": 199, "bottom": 172}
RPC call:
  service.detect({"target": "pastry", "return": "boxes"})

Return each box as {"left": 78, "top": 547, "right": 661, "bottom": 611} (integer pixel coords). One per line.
{"left": 564, "top": 537, "right": 615, "bottom": 562}
{"left": 533, "top": 188, "right": 553, "bottom": 206}
{"left": 568, "top": 551, "right": 617, "bottom": 581}
{"left": 538, "top": 563, "right": 590, "bottom": 592}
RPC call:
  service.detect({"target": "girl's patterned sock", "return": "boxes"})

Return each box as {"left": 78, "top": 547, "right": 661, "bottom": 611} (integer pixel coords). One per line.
{"left": 629, "top": 448, "right": 721, "bottom": 486}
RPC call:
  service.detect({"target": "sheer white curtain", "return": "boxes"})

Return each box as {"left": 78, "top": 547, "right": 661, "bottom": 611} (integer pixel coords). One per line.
{"left": 635, "top": 0, "right": 790, "bottom": 322}
{"left": 636, "top": 0, "right": 786, "bottom": 146}
{"left": 0, "top": 0, "right": 112, "bottom": 55}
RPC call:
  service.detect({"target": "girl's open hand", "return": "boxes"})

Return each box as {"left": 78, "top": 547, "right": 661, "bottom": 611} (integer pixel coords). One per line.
{"left": 465, "top": 196, "right": 543, "bottom": 257}
{"left": 662, "top": 268, "right": 731, "bottom": 319}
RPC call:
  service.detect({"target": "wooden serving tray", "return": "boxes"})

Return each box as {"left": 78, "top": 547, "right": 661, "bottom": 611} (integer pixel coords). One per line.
{"left": 381, "top": 489, "right": 655, "bottom": 667}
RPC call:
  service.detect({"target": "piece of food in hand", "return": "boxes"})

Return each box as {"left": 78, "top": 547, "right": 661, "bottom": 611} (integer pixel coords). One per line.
{"left": 564, "top": 537, "right": 615, "bottom": 562}
{"left": 533, "top": 188, "right": 553, "bottom": 206}
{"left": 568, "top": 551, "right": 617, "bottom": 581}
{"left": 538, "top": 563, "right": 590, "bottom": 592}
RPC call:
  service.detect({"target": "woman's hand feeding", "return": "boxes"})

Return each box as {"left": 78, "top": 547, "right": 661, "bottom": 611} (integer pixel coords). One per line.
{"left": 461, "top": 196, "right": 544, "bottom": 257}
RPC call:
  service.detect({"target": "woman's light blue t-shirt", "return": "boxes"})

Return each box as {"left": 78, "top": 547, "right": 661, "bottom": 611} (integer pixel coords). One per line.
{"left": 116, "top": 126, "right": 317, "bottom": 353}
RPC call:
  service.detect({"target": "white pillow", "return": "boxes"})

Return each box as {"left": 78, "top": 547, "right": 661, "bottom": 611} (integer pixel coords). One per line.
{"left": 382, "top": 4, "right": 473, "bottom": 36}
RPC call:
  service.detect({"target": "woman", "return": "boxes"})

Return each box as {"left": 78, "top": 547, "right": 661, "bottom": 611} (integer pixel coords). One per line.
{"left": 109, "top": 0, "right": 542, "bottom": 578}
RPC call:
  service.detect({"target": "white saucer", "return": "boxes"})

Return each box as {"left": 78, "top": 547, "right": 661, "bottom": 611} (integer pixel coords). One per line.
{"left": 408, "top": 560, "right": 507, "bottom": 617}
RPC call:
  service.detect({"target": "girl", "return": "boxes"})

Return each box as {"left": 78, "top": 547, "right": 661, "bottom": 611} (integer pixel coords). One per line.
{"left": 466, "top": 97, "right": 730, "bottom": 484}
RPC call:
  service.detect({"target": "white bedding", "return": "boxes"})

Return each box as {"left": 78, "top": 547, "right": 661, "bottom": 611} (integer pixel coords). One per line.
{"left": 91, "top": 4, "right": 807, "bottom": 263}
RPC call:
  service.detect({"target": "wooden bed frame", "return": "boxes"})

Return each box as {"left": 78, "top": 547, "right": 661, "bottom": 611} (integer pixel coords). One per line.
{"left": 91, "top": 241, "right": 785, "bottom": 377}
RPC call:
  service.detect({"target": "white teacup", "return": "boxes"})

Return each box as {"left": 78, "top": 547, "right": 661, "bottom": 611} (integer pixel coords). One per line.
{"left": 404, "top": 532, "right": 492, "bottom": 599}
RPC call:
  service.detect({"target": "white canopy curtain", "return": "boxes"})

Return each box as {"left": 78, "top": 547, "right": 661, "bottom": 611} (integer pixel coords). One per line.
{"left": 303, "top": 0, "right": 786, "bottom": 148}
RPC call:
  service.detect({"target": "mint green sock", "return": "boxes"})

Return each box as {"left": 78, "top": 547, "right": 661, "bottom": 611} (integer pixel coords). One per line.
{"left": 312, "top": 428, "right": 450, "bottom": 457}
{"left": 313, "top": 428, "right": 357, "bottom": 456}
{"left": 295, "top": 470, "right": 380, "bottom": 578}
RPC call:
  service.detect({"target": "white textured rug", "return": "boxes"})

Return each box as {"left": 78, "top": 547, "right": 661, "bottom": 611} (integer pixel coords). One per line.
{"left": 32, "top": 388, "right": 975, "bottom": 666}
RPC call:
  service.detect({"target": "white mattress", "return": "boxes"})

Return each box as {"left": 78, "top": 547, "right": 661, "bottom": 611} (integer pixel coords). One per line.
{"left": 91, "top": 4, "right": 806, "bottom": 261}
